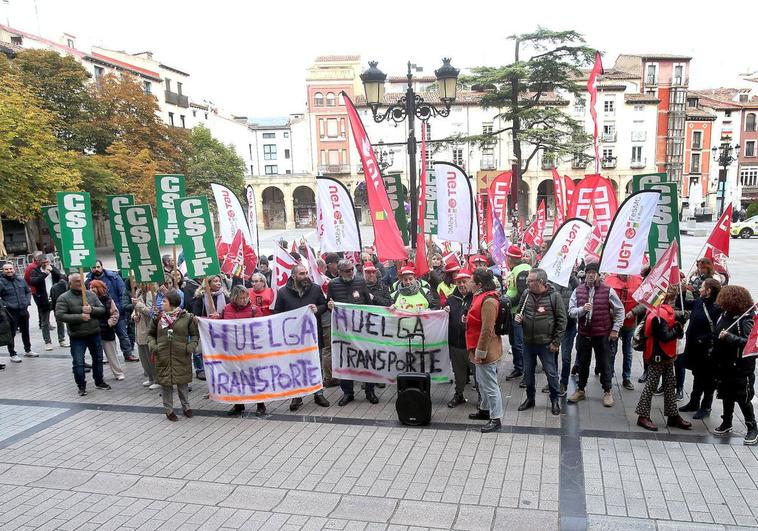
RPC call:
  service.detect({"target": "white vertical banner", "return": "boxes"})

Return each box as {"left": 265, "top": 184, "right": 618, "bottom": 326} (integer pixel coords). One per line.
{"left": 434, "top": 162, "right": 475, "bottom": 244}
{"left": 538, "top": 218, "right": 593, "bottom": 287}
{"left": 211, "top": 183, "right": 252, "bottom": 244}
{"left": 245, "top": 184, "right": 260, "bottom": 255}
{"left": 599, "top": 190, "right": 661, "bottom": 275}
{"left": 316, "top": 176, "right": 362, "bottom": 252}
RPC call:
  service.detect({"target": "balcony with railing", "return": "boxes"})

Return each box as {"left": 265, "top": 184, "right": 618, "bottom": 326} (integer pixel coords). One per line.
{"left": 630, "top": 157, "right": 646, "bottom": 169}
{"left": 646, "top": 75, "right": 657, "bottom": 85}
{"left": 480, "top": 156, "right": 497, "bottom": 170}
{"left": 602, "top": 132, "right": 617, "bottom": 143}
{"left": 541, "top": 156, "right": 556, "bottom": 170}
{"left": 165, "top": 90, "right": 189, "bottom": 108}
{"left": 318, "top": 164, "right": 351, "bottom": 175}
{"left": 601, "top": 157, "right": 617, "bottom": 169}
{"left": 572, "top": 158, "right": 588, "bottom": 169}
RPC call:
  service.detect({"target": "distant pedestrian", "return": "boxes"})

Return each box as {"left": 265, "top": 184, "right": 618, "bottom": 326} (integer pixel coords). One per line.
{"left": 148, "top": 290, "right": 199, "bottom": 421}
{"left": 0, "top": 262, "right": 35, "bottom": 362}
{"left": 132, "top": 286, "right": 159, "bottom": 389}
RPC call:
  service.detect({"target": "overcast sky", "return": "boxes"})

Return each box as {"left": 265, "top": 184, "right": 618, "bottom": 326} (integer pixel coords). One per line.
{"left": 4, "top": 0, "right": 757, "bottom": 118}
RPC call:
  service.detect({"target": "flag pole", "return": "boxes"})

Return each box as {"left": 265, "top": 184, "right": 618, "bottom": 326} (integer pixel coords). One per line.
{"left": 723, "top": 303, "right": 758, "bottom": 333}
{"left": 79, "top": 267, "right": 87, "bottom": 306}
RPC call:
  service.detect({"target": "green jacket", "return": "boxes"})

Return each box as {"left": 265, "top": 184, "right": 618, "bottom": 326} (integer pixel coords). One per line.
{"left": 54, "top": 289, "right": 106, "bottom": 338}
{"left": 147, "top": 311, "right": 199, "bottom": 386}
{"left": 517, "top": 285, "right": 567, "bottom": 347}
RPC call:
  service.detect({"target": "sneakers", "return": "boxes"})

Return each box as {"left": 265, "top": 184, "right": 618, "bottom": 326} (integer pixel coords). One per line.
{"left": 78, "top": 387, "right": 87, "bottom": 396}
{"left": 59, "top": 340, "right": 70, "bottom": 348}
{"left": 713, "top": 420, "right": 733, "bottom": 436}
{"left": 116, "top": 375, "right": 125, "bottom": 381}
{"left": 622, "top": 380, "right": 635, "bottom": 391}
{"left": 638, "top": 371, "right": 648, "bottom": 383}
{"left": 148, "top": 383, "right": 161, "bottom": 390}
{"left": 567, "top": 389, "right": 585, "bottom": 403}
{"left": 142, "top": 380, "right": 153, "bottom": 387}
{"left": 95, "top": 382, "right": 112, "bottom": 390}
{"left": 44, "top": 343, "right": 53, "bottom": 351}
{"left": 603, "top": 391, "right": 614, "bottom": 407}
{"left": 9, "top": 355, "right": 22, "bottom": 363}
{"left": 25, "top": 351, "right": 39, "bottom": 357}
{"left": 692, "top": 408, "right": 711, "bottom": 420}
{"left": 675, "top": 388, "right": 684, "bottom": 401}
{"left": 745, "top": 423, "right": 758, "bottom": 446}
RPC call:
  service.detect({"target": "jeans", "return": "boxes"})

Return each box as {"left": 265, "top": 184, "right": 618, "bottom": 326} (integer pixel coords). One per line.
{"left": 475, "top": 361, "right": 503, "bottom": 419}
{"left": 55, "top": 318, "right": 67, "bottom": 343}
{"left": 340, "top": 379, "right": 374, "bottom": 396}
{"left": 576, "top": 335, "right": 612, "bottom": 392}
{"left": 560, "top": 318, "right": 577, "bottom": 386}
{"left": 115, "top": 316, "right": 133, "bottom": 358}
{"left": 509, "top": 321, "right": 524, "bottom": 373}
{"left": 6, "top": 308, "right": 31, "bottom": 355}
{"left": 524, "top": 343, "right": 560, "bottom": 401}
{"left": 609, "top": 328, "right": 634, "bottom": 382}
{"left": 70, "top": 334, "right": 104, "bottom": 389}
{"left": 39, "top": 307, "right": 52, "bottom": 345}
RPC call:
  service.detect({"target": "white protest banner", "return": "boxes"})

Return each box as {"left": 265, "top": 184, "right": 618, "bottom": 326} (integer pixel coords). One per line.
{"left": 316, "top": 176, "right": 362, "bottom": 252}
{"left": 198, "top": 306, "right": 323, "bottom": 403}
{"left": 538, "top": 218, "right": 593, "bottom": 287}
{"left": 599, "top": 190, "right": 660, "bottom": 275}
{"left": 434, "top": 162, "right": 475, "bottom": 244}
{"left": 330, "top": 302, "right": 451, "bottom": 384}
{"left": 245, "top": 184, "right": 260, "bottom": 255}
{"left": 211, "top": 183, "right": 252, "bottom": 244}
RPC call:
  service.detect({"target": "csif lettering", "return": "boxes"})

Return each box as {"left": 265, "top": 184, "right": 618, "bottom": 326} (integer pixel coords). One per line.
{"left": 180, "top": 198, "right": 214, "bottom": 275}
{"left": 125, "top": 206, "right": 158, "bottom": 279}
{"left": 62, "top": 194, "right": 90, "bottom": 266}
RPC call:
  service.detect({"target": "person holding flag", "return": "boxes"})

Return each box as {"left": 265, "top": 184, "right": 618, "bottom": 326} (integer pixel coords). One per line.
{"left": 634, "top": 285, "right": 692, "bottom": 432}
{"left": 504, "top": 245, "right": 530, "bottom": 383}
{"left": 712, "top": 285, "right": 757, "bottom": 444}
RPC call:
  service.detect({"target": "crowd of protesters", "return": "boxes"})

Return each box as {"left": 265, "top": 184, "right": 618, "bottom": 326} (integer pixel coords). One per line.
{"left": 1, "top": 242, "right": 756, "bottom": 443}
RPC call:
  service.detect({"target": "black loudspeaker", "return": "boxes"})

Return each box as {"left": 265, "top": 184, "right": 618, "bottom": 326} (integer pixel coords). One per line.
{"left": 396, "top": 373, "right": 432, "bottom": 426}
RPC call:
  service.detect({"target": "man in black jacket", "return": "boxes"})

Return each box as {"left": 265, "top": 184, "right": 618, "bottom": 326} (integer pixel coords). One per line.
{"left": 364, "top": 262, "right": 391, "bottom": 306}
{"left": 445, "top": 271, "right": 474, "bottom": 408}
{"left": 327, "top": 259, "right": 378, "bottom": 405}
{"left": 29, "top": 256, "right": 63, "bottom": 351}
{"left": 274, "top": 264, "right": 330, "bottom": 410}
{"left": 0, "top": 262, "right": 35, "bottom": 362}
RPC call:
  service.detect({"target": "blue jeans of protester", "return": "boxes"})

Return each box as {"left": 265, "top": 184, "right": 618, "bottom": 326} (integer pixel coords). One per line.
{"left": 115, "top": 316, "right": 133, "bottom": 358}
{"left": 475, "top": 361, "right": 503, "bottom": 419}
{"left": 560, "top": 318, "right": 577, "bottom": 387}
{"left": 70, "top": 334, "right": 104, "bottom": 389}
{"left": 524, "top": 343, "right": 560, "bottom": 401}
{"left": 609, "top": 328, "right": 634, "bottom": 382}
{"left": 509, "top": 320, "right": 524, "bottom": 373}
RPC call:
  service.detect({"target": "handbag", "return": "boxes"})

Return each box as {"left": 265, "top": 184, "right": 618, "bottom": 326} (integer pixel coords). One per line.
{"left": 632, "top": 320, "right": 646, "bottom": 351}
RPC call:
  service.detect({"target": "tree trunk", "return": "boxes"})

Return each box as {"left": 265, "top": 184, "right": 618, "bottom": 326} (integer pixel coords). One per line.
{"left": 0, "top": 220, "right": 7, "bottom": 258}
{"left": 510, "top": 38, "right": 525, "bottom": 226}
{"left": 25, "top": 219, "right": 41, "bottom": 254}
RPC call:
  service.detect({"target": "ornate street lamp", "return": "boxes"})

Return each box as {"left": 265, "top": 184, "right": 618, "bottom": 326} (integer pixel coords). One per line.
{"left": 374, "top": 141, "right": 395, "bottom": 171}
{"left": 712, "top": 142, "right": 740, "bottom": 217}
{"left": 361, "top": 58, "right": 459, "bottom": 248}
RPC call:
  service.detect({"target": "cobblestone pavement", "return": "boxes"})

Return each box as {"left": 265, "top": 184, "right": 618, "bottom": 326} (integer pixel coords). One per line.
{"left": 1, "top": 233, "right": 758, "bottom": 530}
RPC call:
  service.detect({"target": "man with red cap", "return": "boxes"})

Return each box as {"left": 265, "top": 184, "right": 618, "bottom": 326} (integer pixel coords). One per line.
{"left": 504, "top": 244, "right": 530, "bottom": 382}
{"left": 444, "top": 270, "right": 474, "bottom": 407}
{"left": 364, "top": 262, "right": 391, "bottom": 306}
{"left": 390, "top": 266, "right": 439, "bottom": 311}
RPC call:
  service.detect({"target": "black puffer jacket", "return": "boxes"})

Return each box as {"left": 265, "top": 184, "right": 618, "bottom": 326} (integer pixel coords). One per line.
{"left": 445, "top": 288, "right": 472, "bottom": 349}
{"left": 684, "top": 295, "right": 721, "bottom": 372}
{"left": 713, "top": 312, "right": 755, "bottom": 396}
{"left": 327, "top": 276, "right": 372, "bottom": 305}
{"left": 274, "top": 277, "right": 327, "bottom": 347}
{"left": 367, "top": 281, "right": 391, "bottom": 307}
{"left": 0, "top": 274, "right": 31, "bottom": 312}
{"left": 29, "top": 266, "right": 62, "bottom": 311}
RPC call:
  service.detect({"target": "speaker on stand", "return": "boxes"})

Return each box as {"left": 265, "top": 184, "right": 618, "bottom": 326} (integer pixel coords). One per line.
{"left": 395, "top": 332, "right": 432, "bottom": 426}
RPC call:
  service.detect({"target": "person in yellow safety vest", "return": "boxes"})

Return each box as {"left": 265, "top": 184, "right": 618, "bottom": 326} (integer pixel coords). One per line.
{"left": 390, "top": 266, "right": 440, "bottom": 311}
{"left": 437, "top": 261, "right": 460, "bottom": 307}
{"left": 504, "top": 244, "right": 531, "bottom": 381}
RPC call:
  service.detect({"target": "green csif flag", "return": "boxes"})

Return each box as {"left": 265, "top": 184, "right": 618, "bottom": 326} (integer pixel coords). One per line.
{"left": 56, "top": 192, "right": 96, "bottom": 270}
{"left": 382, "top": 173, "right": 409, "bottom": 245}
{"left": 41, "top": 205, "right": 66, "bottom": 269}
{"left": 424, "top": 164, "right": 438, "bottom": 235}
{"left": 175, "top": 196, "right": 220, "bottom": 279}
{"left": 643, "top": 181, "right": 681, "bottom": 267}
{"left": 106, "top": 194, "right": 134, "bottom": 276}
{"left": 155, "top": 174, "right": 186, "bottom": 246}
{"left": 632, "top": 172, "right": 667, "bottom": 193}
{"left": 121, "top": 204, "right": 165, "bottom": 283}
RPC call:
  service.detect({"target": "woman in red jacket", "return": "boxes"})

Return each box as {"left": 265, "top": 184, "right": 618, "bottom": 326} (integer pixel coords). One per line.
{"left": 249, "top": 273, "right": 274, "bottom": 317}
{"left": 222, "top": 285, "right": 265, "bottom": 417}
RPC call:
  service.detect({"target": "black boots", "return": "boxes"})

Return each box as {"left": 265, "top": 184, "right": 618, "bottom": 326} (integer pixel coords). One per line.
{"left": 468, "top": 409, "right": 490, "bottom": 420}
{"left": 481, "top": 419, "right": 502, "bottom": 433}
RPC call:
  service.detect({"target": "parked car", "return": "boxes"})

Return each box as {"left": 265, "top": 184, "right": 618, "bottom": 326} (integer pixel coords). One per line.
{"left": 731, "top": 216, "right": 758, "bottom": 239}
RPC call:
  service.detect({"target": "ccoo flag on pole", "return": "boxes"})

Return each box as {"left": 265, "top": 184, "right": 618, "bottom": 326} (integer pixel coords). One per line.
{"left": 342, "top": 92, "right": 407, "bottom": 261}
{"left": 599, "top": 190, "right": 660, "bottom": 275}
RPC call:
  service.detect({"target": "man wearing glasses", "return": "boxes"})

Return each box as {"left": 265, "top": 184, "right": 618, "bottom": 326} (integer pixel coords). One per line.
{"left": 327, "top": 259, "right": 377, "bottom": 406}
